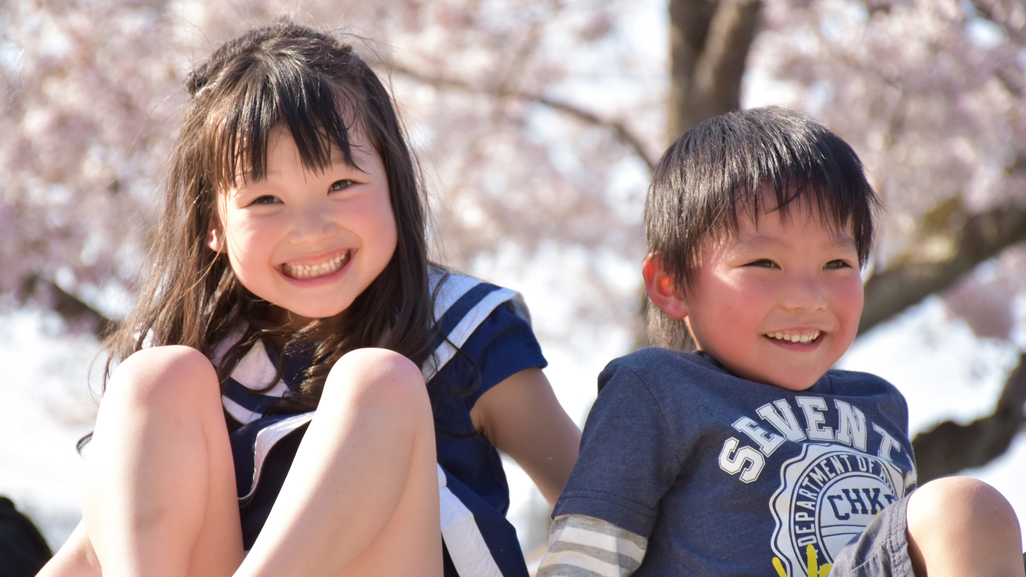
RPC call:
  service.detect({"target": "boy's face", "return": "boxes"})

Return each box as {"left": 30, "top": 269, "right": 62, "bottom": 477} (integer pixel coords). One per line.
{"left": 644, "top": 187, "right": 864, "bottom": 391}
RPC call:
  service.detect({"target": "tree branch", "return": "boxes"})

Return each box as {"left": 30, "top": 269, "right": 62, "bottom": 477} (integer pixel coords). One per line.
{"left": 19, "top": 276, "right": 114, "bottom": 340}
{"left": 863, "top": 204, "right": 1026, "bottom": 480}
{"left": 967, "top": 0, "right": 1026, "bottom": 45}
{"left": 388, "top": 64, "right": 658, "bottom": 169}
{"left": 860, "top": 204, "right": 1026, "bottom": 335}
{"left": 911, "top": 352, "right": 1026, "bottom": 483}
{"left": 965, "top": 0, "right": 1026, "bottom": 97}
{"left": 531, "top": 96, "right": 657, "bottom": 170}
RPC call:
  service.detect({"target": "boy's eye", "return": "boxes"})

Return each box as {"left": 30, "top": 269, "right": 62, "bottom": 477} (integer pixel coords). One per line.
{"left": 329, "top": 179, "right": 355, "bottom": 192}
{"left": 252, "top": 195, "right": 280, "bottom": 205}
{"left": 745, "top": 259, "right": 778, "bottom": 268}
{"left": 825, "top": 259, "right": 853, "bottom": 269}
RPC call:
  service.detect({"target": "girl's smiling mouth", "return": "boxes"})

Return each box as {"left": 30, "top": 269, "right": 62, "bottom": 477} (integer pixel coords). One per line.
{"left": 282, "top": 250, "right": 352, "bottom": 280}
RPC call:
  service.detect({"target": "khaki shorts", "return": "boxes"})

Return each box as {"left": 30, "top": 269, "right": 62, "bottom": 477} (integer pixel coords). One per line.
{"left": 828, "top": 493, "right": 914, "bottom": 577}
{"left": 829, "top": 491, "right": 1026, "bottom": 576}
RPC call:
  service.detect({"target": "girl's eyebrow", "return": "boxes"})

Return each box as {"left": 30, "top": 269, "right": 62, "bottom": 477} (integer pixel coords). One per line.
{"left": 227, "top": 171, "right": 278, "bottom": 194}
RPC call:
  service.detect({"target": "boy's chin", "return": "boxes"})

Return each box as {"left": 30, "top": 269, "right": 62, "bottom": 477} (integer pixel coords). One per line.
{"left": 740, "top": 369, "right": 821, "bottom": 391}
{"left": 715, "top": 353, "right": 832, "bottom": 391}
{"left": 765, "top": 379, "right": 819, "bottom": 392}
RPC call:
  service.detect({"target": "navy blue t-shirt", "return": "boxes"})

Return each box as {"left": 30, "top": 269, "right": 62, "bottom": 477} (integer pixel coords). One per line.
{"left": 553, "top": 348, "right": 916, "bottom": 577}
{"left": 221, "top": 271, "right": 545, "bottom": 576}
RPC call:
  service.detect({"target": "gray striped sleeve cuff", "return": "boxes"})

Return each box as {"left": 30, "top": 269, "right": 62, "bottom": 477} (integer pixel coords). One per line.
{"left": 536, "top": 514, "right": 648, "bottom": 577}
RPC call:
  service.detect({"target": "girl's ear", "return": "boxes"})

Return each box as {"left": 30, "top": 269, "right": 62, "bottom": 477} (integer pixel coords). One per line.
{"left": 642, "top": 254, "right": 687, "bottom": 320}
{"left": 207, "top": 224, "right": 224, "bottom": 253}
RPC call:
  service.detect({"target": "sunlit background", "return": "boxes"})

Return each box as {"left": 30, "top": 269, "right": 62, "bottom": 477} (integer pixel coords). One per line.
{"left": 1, "top": 0, "right": 1024, "bottom": 562}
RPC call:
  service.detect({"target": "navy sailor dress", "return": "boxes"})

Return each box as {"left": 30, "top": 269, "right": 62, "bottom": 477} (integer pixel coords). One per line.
{"left": 220, "top": 268, "right": 544, "bottom": 576}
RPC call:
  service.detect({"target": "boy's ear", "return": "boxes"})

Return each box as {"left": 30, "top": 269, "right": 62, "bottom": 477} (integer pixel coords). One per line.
{"left": 642, "top": 254, "right": 687, "bottom": 320}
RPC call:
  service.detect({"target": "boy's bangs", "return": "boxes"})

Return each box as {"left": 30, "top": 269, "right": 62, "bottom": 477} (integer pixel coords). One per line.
{"left": 205, "top": 67, "right": 361, "bottom": 192}
{"left": 734, "top": 173, "right": 868, "bottom": 239}
{"left": 716, "top": 118, "right": 877, "bottom": 264}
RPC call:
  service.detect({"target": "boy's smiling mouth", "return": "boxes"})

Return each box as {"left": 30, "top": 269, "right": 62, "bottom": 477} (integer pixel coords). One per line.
{"left": 282, "top": 250, "right": 351, "bottom": 280}
{"left": 765, "top": 330, "right": 821, "bottom": 344}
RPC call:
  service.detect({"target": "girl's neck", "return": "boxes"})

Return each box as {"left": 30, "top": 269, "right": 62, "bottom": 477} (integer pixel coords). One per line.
{"left": 264, "top": 304, "right": 315, "bottom": 333}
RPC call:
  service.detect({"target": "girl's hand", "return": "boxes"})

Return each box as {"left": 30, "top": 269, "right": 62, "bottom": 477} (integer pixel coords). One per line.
{"left": 470, "top": 368, "right": 581, "bottom": 506}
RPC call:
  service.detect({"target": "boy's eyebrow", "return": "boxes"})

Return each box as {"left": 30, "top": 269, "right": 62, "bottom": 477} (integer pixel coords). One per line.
{"left": 734, "top": 231, "right": 858, "bottom": 251}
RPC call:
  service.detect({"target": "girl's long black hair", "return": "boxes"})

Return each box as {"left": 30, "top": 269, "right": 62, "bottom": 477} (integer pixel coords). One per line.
{"left": 100, "top": 20, "right": 436, "bottom": 429}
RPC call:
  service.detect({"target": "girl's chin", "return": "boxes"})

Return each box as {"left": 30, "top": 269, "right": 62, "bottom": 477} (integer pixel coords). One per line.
{"left": 286, "top": 311, "right": 339, "bottom": 327}
{"left": 266, "top": 307, "right": 340, "bottom": 330}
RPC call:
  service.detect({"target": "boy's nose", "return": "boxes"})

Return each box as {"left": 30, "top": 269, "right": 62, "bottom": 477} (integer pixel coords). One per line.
{"left": 288, "top": 211, "right": 339, "bottom": 244}
{"left": 781, "top": 277, "right": 828, "bottom": 312}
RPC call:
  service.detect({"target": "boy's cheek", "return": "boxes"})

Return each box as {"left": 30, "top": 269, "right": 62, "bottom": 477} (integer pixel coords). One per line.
{"left": 830, "top": 275, "right": 865, "bottom": 317}
{"left": 844, "top": 284, "right": 866, "bottom": 325}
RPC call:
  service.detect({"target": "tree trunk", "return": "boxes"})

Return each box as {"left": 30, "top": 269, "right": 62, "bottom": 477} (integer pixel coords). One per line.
{"left": 663, "top": 0, "right": 1026, "bottom": 482}
{"left": 667, "top": 0, "right": 762, "bottom": 141}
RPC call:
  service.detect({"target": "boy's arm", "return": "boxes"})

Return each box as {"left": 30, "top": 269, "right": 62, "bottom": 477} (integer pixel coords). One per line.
{"left": 541, "top": 351, "right": 683, "bottom": 575}
{"left": 537, "top": 514, "right": 648, "bottom": 577}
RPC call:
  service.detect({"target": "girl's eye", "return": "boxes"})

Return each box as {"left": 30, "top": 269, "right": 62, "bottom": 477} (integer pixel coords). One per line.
{"left": 329, "top": 179, "right": 355, "bottom": 192}
{"left": 745, "top": 259, "right": 778, "bottom": 268}
{"left": 252, "top": 195, "right": 280, "bottom": 205}
{"left": 825, "top": 259, "right": 854, "bottom": 270}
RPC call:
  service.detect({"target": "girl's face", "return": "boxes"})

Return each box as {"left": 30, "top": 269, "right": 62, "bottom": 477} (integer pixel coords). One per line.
{"left": 209, "top": 128, "right": 397, "bottom": 329}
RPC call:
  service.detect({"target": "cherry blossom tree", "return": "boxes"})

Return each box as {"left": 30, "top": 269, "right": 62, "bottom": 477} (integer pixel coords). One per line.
{"left": 1, "top": 0, "right": 1023, "bottom": 488}
{"left": 747, "top": 0, "right": 1026, "bottom": 482}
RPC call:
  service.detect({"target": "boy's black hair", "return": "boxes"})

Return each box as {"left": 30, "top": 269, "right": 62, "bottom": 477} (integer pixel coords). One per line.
{"left": 644, "top": 106, "right": 879, "bottom": 350}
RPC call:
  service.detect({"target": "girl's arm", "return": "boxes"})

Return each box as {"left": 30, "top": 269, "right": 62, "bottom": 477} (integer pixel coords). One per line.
{"left": 470, "top": 367, "right": 581, "bottom": 506}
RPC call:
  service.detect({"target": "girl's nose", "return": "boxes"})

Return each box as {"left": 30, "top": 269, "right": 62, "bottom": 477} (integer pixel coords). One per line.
{"left": 289, "top": 212, "right": 339, "bottom": 244}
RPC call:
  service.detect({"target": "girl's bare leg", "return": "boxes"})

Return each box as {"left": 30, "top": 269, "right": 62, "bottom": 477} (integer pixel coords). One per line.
{"left": 907, "top": 476, "right": 1025, "bottom": 577}
{"left": 36, "top": 521, "right": 100, "bottom": 577}
{"left": 236, "top": 348, "right": 441, "bottom": 577}
{"left": 79, "top": 346, "right": 243, "bottom": 577}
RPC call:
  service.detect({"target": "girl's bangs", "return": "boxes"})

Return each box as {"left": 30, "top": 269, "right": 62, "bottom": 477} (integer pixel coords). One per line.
{"left": 204, "top": 69, "right": 360, "bottom": 193}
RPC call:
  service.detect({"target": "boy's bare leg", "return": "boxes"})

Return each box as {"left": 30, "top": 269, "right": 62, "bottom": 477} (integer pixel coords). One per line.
{"left": 907, "top": 476, "right": 1025, "bottom": 577}
{"left": 80, "top": 346, "right": 244, "bottom": 577}
{"left": 235, "top": 348, "right": 442, "bottom": 577}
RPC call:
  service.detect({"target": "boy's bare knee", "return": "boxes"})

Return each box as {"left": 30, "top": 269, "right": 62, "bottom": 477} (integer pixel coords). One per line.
{"left": 909, "top": 477, "right": 1015, "bottom": 527}
{"left": 907, "top": 476, "right": 1024, "bottom": 576}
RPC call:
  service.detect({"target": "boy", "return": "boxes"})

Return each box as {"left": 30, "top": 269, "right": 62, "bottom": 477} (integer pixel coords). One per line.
{"left": 537, "top": 107, "right": 1025, "bottom": 577}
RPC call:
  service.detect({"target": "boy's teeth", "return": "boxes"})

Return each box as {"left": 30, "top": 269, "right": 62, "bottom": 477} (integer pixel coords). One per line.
{"left": 767, "top": 331, "right": 821, "bottom": 343}
{"left": 283, "top": 251, "right": 350, "bottom": 279}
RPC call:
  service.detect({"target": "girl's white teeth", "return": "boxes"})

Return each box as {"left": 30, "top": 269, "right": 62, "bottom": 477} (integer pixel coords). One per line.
{"left": 283, "top": 251, "right": 350, "bottom": 279}
{"left": 767, "top": 331, "right": 821, "bottom": 344}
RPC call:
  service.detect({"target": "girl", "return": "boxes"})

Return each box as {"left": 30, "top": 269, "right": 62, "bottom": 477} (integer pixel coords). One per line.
{"left": 40, "top": 20, "right": 580, "bottom": 577}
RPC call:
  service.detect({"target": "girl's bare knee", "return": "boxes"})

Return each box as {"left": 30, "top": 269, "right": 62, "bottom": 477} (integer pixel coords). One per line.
{"left": 106, "top": 345, "right": 220, "bottom": 409}
{"left": 324, "top": 349, "right": 428, "bottom": 409}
